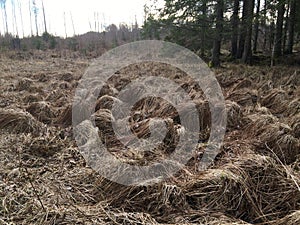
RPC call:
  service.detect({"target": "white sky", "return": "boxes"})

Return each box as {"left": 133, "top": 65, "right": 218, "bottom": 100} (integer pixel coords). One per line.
{"left": 0, "top": 0, "right": 148, "bottom": 37}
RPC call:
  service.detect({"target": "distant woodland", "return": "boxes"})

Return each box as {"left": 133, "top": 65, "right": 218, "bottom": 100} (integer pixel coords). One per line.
{"left": 1, "top": 0, "right": 300, "bottom": 66}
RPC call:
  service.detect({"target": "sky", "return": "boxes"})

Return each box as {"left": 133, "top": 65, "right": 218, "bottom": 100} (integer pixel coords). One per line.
{"left": 0, "top": 0, "right": 149, "bottom": 37}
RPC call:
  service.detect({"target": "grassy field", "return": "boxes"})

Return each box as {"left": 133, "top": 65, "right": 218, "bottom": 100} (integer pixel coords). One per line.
{"left": 0, "top": 50, "right": 299, "bottom": 224}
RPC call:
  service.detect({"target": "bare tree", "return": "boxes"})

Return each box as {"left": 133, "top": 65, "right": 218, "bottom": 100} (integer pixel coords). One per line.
{"left": 11, "top": 0, "right": 19, "bottom": 36}
{"left": 32, "top": 0, "right": 39, "bottom": 36}
{"left": 28, "top": 0, "right": 33, "bottom": 36}
{"left": 41, "top": 0, "right": 47, "bottom": 33}
{"left": 63, "top": 12, "right": 67, "bottom": 38}
{"left": 1, "top": 6, "right": 5, "bottom": 34}
{"left": 0, "top": 0, "right": 8, "bottom": 34}
{"left": 88, "top": 20, "right": 92, "bottom": 31}
{"left": 97, "top": 12, "right": 100, "bottom": 33}
{"left": 70, "top": 12, "right": 76, "bottom": 36}
{"left": 94, "top": 12, "right": 97, "bottom": 31}
{"left": 17, "top": 0, "right": 24, "bottom": 37}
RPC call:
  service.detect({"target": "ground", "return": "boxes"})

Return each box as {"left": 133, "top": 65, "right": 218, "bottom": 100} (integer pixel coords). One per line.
{"left": 0, "top": 50, "right": 299, "bottom": 225}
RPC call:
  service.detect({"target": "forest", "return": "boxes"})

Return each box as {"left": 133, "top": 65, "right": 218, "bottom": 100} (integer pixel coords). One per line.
{"left": 142, "top": 0, "right": 300, "bottom": 66}
{"left": 0, "top": 0, "right": 299, "bottom": 65}
{"left": 0, "top": 0, "right": 299, "bottom": 66}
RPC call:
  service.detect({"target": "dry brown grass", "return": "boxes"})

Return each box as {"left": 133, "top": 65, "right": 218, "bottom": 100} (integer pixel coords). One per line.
{"left": 225, "top": 100, "right": 243, "bottom": 130}
{"left": 244, "top": 113, "right": 300, "bottom": 163}
{"left": 289, "top": 115, "right": 300, "bottom": 138}
{"left": 55, "top": 104, "right": 73, "bottom": 127}
{"left": 0, "top": 108, "right": 43, "bottom": 134}
{"left": 16, "top": 78, "right": 34, "bottom": 91}
{"left": 22, "top": 93, "right": 43, "bottom": 103}
{"left": 285, "top": 98, "right": 300, "bottom": 116}
{"left": 0, "top": 53, "right": 300, "bottom": 225}
{"left": 26, "top": 101, "right": 56, "bottom": 124}
{"left": 260, "top": 89, "right": 289, "bottom": 115}
{"left": 226, "top": 88, "right": 257, "bottom": 106}
{"left": 272, "top": 210, "right": 300, "bottom": 225}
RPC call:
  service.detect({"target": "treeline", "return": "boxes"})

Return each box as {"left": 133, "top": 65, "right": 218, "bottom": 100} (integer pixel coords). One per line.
{"left": 0, "top": 0, "right": 141, "bottom": 55}
{"left": 0, "top": 23, "right": 141, "bottom": 55}
{"left": 143, "top": 0, "right": 300, "bottom": 66}
{"left": 1, "top": 0, "right": 299, "bottom": 65}
{"left": 0, "top": 0, "right": 115, "bottom": 37}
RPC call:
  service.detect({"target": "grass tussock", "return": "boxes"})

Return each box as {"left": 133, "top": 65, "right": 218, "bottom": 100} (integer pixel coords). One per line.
{"left": 26, "top": 101, "right": 56, "bottom": 124}
{"left": 0, "top": 54, "right": 300, "bottom": 225}
{"left": 0, "top": 108, "right": 43, "bottom": 134}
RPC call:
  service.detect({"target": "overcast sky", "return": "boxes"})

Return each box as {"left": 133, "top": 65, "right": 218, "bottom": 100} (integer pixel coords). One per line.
{"left": 0, "top": 0, "right": 148, "bottom": 37}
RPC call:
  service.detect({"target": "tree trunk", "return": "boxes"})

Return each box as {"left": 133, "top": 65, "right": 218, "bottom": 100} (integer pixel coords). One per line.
{"left": 1, "top": 7, "right": 5, "bottom": 34}
{"left": 200, "top": 1, "right": 207, "bottom": 57}
{"left": 262, "top": 0, "right": 267, "bottom": 51}
{"left": 211, "top": 0, "right": 224, "bottom": 67}
{"left": 287, "top": 0, "right": 296, "bottom": 54}
{"left": 29, "top": 0, "right": 33, "bottom": 36}
{"left": 33, "top": 0, "right": 39, "bottom": 36}
{"left": 41, "top": 0, "right": 47, "bottom": 34}
{"left": 242, "top": 0, "right": 255, "bottom": 63}
{"left": 253, "top": 0, "right": 260, "bottom": 53}
{"left": 94, "top": 12, "right": 97, "bottom": 32}
{"left": 64, "top": 12, "right": 67, "bottom": 38}
{"left": 274, "top": 0, "right": 285, "bottom": 57}
{"left": 231, "top": 0, "right": 240, "bottom": 58}
{"left": 269, "top": 21, "right": 275, "bottom": 52}
{"left": 283, "top": 1, "right": 290, "bottom": 54}
{"left": 3, "top": 2, "right": 8, "bottom": 34}
{"left": 18, "top": 0, "right": 25, "bottom": 37}
{"left": 11, "top": 0, "right": 18, "bottom": 36}
{"left": 70, "top": 12, "right": 76, "bottom": 36}
{"left": 237, "top": 0, "right": 248, "bottom": 59}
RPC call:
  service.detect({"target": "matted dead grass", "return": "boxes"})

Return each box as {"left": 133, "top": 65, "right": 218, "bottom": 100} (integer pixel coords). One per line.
{"left": 260, "top": 88, "right": 289, "bottom": 115}
{"left": 289, "top": 115, "right": 300, "bottom": 138}
{"left": 245, "top": 113, "right": 299, "bottom": 163}
{"left": 0, "top": 52, "right": 299, "bottom": 225}
{"left": 285, "top": 98, "right": 300, "bottom": 116}
{"left": 272, "top": 210, "right": 300, "bottom": 225}
{"left": 225, "top": 100, "right": 243, "bottom": 130}
{"left": 22, "top": 93, "right": 43, "bottom": 103}
{"left": 26, "top": 101, "right": 56, "bottom": 124}
{"left": 0, "top": 108, "right": 44, "bottom": 134}
{"left": 226, "top": 88, "right": 257, "bottom": 106}
{"left": 55, "top": 104, "right": 73, "bottom": 127}
{"left": 16, "top": 78, "right": 34, "bottom": 91}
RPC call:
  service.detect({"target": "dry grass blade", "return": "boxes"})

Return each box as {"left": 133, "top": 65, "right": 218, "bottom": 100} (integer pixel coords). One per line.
{"left": 272, "top": 210, "right": 300, "bottom": 225}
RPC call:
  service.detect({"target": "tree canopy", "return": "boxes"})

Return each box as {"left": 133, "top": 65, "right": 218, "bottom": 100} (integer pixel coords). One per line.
{"left": 143, "top": 0, "right": 300, "bottom": 66}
